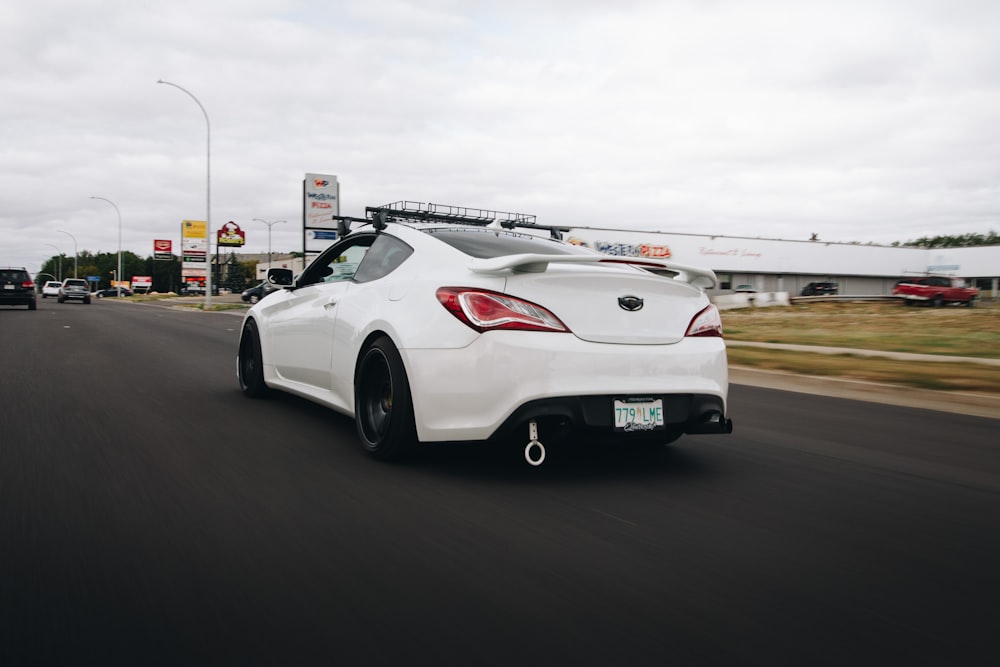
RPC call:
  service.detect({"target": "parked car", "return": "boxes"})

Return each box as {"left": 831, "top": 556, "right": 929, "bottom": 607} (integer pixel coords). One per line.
{"left": 0, "top": 267, "right": 37, "bottom": 310}
{"left": 237, "top": 205, "right": 733, "bottom": 464}
{"left": 733, "top": 284, "right": 757, "bottom": 293}
{"left": 41, "top": 281, "right": 63, "bottom": 298}
{"left": 893, "top": 276, "right": 979, "bottom": 307}
{"left": 241, "top": 282, "right": 279, "bottom": 304}
{"left": 800, "top": 281, "right": 839, "bottom": 296}
{"left": 94, "top": 287, "right": 133, "bottom": 298}
{"left": 58, "top": 278, "right": 91, "bottom": 304}
{"left": 179, "top": 285, "right": 220, "bottom": 296}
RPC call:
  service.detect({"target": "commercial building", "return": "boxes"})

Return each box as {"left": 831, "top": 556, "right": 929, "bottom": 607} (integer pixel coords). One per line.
{"left": 243, "top": 224, "right": 999, "bottom": 300}
{"left": 561, "top": 228, "right": 999, "bottom": 299}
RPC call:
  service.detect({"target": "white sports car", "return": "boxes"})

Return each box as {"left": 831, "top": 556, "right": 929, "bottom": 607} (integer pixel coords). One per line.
{"left": 237, "top": 204, "right": 732, "bottom": 464}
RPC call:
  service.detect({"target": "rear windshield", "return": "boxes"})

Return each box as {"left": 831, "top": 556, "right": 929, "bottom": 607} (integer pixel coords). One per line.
{"left": 423, "top": 228, "right": 589, "bottom": 259}
{"left": 64, "top": 280, "right": 88, "bottom": 287}
{"left": 1, "top": 270, "right": 28, "bottom": 281}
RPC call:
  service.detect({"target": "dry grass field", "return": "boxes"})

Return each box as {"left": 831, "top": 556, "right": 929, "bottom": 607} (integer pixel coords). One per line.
{"left": 722, "top": 301, "right": 1000, "bottom": 393}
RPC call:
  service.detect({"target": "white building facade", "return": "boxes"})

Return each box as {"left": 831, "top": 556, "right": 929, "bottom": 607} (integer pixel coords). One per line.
{"left": 249, "top": 226, "right": 999, "bottom": 299}
{"left": 561, "top": 228, "right": 999, "bottom": 298}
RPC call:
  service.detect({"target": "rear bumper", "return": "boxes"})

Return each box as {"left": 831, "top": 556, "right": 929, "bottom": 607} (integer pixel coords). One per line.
{"left": 490, "top": 393, "right": 732, "bottom": 445}
{"left": 402, "top": 333, "right": 730, "bottom": 442}
{"left": 0, "top": 295, "right": 36, "bottom": 305}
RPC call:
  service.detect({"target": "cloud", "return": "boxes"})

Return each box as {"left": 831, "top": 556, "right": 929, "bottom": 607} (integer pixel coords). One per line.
{"left": 2, "top": 0, "right": 999, "bottom": 270}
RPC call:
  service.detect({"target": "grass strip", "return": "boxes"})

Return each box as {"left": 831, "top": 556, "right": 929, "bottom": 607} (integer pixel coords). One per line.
{"left": 728, "top": 347, "right": 1000, "bottom": 394}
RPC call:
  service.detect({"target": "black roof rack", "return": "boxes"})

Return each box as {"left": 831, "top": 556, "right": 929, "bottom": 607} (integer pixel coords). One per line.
{"left": 358, "top": 201, "right": 569, "bottom": 240}
{"left": 366, "top": 201, "right": 535, "bottom": 227}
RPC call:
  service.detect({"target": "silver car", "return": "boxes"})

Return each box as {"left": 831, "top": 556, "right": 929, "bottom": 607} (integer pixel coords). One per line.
{"left": 58, "top": 279, "right": 91, "bottom": 304}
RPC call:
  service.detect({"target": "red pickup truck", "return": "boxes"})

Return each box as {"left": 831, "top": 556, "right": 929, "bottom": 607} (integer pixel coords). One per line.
{"left": 892, "top": 276, "right": 979, "bottom": 307}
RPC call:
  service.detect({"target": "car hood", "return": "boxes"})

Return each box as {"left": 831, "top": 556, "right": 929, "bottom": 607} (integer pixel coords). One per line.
{"left": 503, "top": 265, "right": 707, "bottom": 344}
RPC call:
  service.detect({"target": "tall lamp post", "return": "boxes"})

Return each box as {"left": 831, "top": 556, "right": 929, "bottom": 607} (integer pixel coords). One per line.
{"left": 44, "top": 243, "right": 64, "bottom": 282}
{"left": 253, "top": 218, "right": 286, "bottom": 272}
{"left": 58, "top": 230, "right": 78, "bottom": 278}
{"left": 158, "top": 79, "right": 212, "bottom": 309}
{"left": 90, "top": 196, "right": 122, "bottom": 297}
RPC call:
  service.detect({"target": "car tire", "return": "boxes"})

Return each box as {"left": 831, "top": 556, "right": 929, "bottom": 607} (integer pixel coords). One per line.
{"left": 238, "top": 319, "right": 270, "bottom": 398}
{"left": 57, "top": 296, "right": 64, "bottom": 303}
{"left": 84, "top": 298, "right": 91, "bottom": 304}
{"left": 355, "top": 337, "right": 416, "bottom": 461}
{"left": 28, "top": 301, "right": 37, "bottom": 311}
{"left": 932, "top": 295, "right": 943, "bottom": 308}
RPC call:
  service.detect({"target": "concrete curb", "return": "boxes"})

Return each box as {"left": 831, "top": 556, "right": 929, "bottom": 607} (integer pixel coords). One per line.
{"left": 727, "top": 340, "right": 1000, "bottom": 366}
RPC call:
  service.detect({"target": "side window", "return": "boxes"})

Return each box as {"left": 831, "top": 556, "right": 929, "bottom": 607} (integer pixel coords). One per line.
{"left": 298, "top": 236, "right": 374, "bottom": 287}
{"left": 323, "top": 244, "right": 370, "bottom": 283}
{"left": 353, "top": 234, "right": 414, "bottom": 283}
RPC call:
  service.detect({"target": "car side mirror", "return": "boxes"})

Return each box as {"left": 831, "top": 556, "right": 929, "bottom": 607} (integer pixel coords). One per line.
{"left": 267, "top": 268, "right": 294, "bottom": 286}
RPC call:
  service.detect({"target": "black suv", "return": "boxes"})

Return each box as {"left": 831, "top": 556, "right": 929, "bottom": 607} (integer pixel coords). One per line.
{"left": 0, "top": 267, "right": 37, "bottom": 310}
{"left": 58, "top": 278, "right": 92, "bottom": 304}
{"left": 800, "top": 281, "right": 838, "bottom": 296}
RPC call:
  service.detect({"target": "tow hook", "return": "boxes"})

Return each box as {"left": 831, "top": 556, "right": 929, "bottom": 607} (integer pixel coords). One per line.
{"left": 524, "top": 420, "right": 546, "bottom": 466}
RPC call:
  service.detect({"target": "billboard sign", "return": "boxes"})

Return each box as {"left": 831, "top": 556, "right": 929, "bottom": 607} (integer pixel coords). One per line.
{"left": 181, "top": 220, "right": 207, "bottom": 279}
{"left": 304, "top": 173, "right": 340, "bottom": 254}
{"left": 217, "top": 221, "right": 246, "bottom": 247}
{"left": 305, "top": 174, "right": 339, "bottom": 228}
{"left": 132, "top": 275, "right": 152, "bottom": 293}
{"left": 153, "top": 239, "right": 173, "bottom": 261}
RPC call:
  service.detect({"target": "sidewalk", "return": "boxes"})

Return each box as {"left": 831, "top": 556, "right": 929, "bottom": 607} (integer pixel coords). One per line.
{"left": 727, "top": 340, "right": 1000, "bottom": 367}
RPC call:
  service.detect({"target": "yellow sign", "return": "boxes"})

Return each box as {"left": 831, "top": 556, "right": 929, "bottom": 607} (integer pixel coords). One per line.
{"left": 182, "top": 220, "right": 207, "bottom": 238}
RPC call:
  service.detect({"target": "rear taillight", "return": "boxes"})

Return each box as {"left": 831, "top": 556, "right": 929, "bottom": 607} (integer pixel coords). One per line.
{"left": 22, "top": 280, "right": 34, "bottom": 289}
{"left": 436, "top": 287, "right": 569, "bottom": 333}
{"left": 685, "top": 304, "right": 723, "bottom": 337}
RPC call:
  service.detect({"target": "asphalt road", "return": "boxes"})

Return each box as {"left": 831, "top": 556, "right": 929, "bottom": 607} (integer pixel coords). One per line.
{"left": 2, "top": 300, "right": 998, "bottom": 666}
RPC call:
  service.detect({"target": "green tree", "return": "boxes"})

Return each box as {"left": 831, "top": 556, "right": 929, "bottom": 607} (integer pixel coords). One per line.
{"left": 224, "top": 252, "right": 251, "bottom": 292}
{"left": 898, "top": 230, "right": 1000, "bottom": 248}
{"left": 145, "top": 255, "right": 181, "bottom": 293}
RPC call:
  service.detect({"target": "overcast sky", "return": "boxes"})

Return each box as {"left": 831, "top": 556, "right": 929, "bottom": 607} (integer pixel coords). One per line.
{"left": 3, "top": 0, "right": 999, "bottom": 271}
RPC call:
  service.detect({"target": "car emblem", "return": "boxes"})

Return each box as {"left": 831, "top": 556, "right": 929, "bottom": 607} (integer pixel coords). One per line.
{"left": 618, "top": 295, "right": 643, "bottom": 311}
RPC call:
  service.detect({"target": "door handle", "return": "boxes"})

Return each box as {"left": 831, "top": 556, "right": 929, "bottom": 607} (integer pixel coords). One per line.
{"left": 324, "top": 299, "right": 337, "bottom": 309}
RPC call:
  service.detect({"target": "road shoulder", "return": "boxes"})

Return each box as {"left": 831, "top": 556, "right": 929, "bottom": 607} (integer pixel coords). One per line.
{"left": 730, "top": 366, "right": 1000, "bottom": 420}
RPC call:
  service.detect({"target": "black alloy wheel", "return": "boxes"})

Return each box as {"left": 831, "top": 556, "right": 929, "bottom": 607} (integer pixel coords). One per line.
{"left": 355, "top": 337, "right": 416, "bottom": 460}
{"left": 238, "top": 320, "right": 269, "bottom": 398}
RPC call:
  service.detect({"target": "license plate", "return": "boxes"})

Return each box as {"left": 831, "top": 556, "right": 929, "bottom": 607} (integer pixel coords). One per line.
{"left": 3, "top": 285, "right": 14, "bottom": 290}
{"left": 614, "top": 398, "right": 664, "bottom": 432}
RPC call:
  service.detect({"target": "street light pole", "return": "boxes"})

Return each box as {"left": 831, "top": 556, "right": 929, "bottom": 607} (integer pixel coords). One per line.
{"left": 158, "top": 79, "right": 212, "bottom": 309}
{"left": 90, "top": 196, "right": 122, "bottom": 297}
{"left": 252, "top": 218, "right": 286, "bottom": 272}
{"left": 58, "top": 230, "right": 78, "bottom": 278}
{"left": 44, "top": 244, "right": 63, "bottom": 282}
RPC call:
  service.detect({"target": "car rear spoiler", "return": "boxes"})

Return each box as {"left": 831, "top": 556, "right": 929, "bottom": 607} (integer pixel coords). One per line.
{"left": 469, "top": 254, "right": 718, "bottom": 288}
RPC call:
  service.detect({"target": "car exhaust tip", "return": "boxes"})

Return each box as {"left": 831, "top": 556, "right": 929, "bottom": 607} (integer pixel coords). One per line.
{"left": 525, "top": 420, "right": 546, "bottom": 466}
{"left": 685, "top": 412, "right": 734, "bottom": 435}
